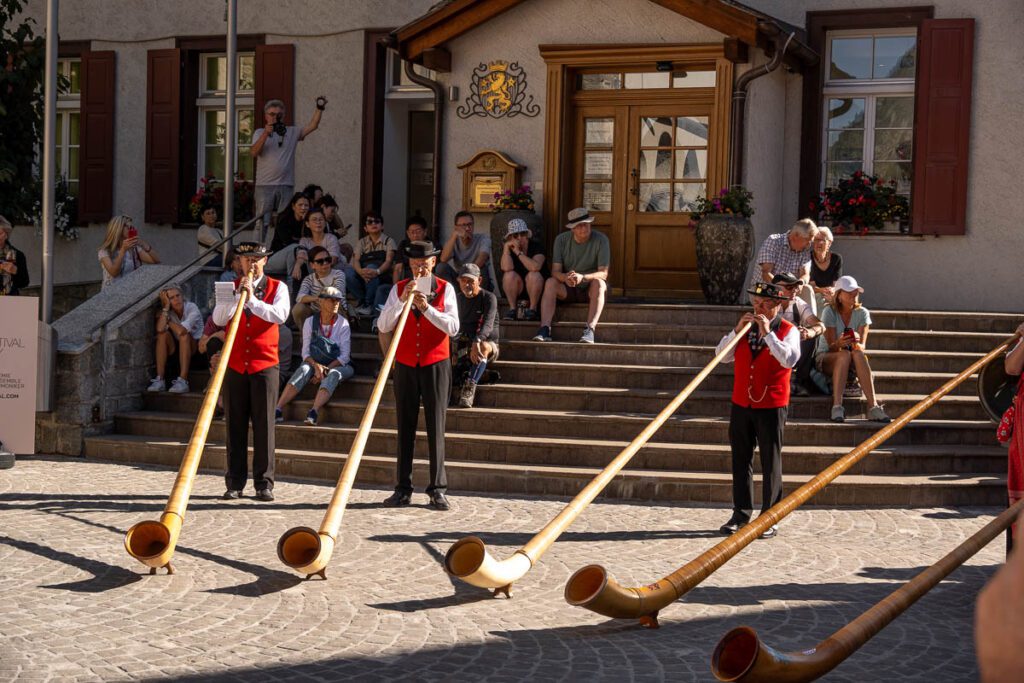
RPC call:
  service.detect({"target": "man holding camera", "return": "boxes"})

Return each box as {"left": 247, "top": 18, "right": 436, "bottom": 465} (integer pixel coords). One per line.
{"left": 251, "top": 97, "right": 326, "bottom": 242}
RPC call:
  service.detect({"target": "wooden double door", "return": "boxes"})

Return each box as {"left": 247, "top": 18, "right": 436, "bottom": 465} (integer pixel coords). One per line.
{"left": 571, "top": 102, "right": 722, "bottom": 296}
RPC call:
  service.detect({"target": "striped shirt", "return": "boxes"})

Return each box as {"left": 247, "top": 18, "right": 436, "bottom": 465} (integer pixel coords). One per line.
{"left": 297, "top": 269, "right": 347, "bottom": 311}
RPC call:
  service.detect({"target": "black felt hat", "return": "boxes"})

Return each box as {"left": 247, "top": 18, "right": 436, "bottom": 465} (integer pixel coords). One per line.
{"left": 746, "top": 281, "right": 789, "bottom": 301}
{"left": 404, "top": 240, "right": 441, "bottom": 259}
{"left": 234, "top": 241, "right": 272, "bottom": 258}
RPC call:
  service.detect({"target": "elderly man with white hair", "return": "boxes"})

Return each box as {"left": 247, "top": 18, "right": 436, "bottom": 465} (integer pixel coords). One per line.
{"left": 753, "top": 218, "right": 819, "bottom": 310}
{"left": 0, "top": 216, "right": 29, "bottom": 296}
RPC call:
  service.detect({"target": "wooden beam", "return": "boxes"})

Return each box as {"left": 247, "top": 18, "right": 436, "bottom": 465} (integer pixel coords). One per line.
{"left": 723, "top": 37, "right": 748, "bottom": 63}
{"left": 421, "top": 47, "right": 452, "bottom": 73}
{"left": 646, "top": 0, "right": 760, "bottom": 46}
{"left": 400, "top": 0, "right": 526, "bottom": 61}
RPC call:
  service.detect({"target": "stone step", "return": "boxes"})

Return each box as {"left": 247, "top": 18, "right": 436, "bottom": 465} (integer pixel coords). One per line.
{"left": 112, "top": 411, "right": 1007, "bottom": 477}
{"left": 487, "top": 361, "right": 978, "bottom": 397}
{"left": 142, "top": 392, "right": 995, "bottom": 447}
{"left": 494, "top": 340, "right": 984, "bottom": 374}
{"left": 546, "top": 303, "right": 1021, "bottom": 333}
{"left": 499, "top": 322, "right": 1009, "bottom": 353}
{"left": 83, "top": 434, "right": 1007, "bottom": 507}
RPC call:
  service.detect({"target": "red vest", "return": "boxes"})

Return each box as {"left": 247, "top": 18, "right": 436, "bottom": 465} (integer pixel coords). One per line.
{"left": 395, "top": 277, "right": 451, "bottom": 368}
{"left": 731, "top": 317, "right": 794, "bottom": 409}
{"left": 228, "top": 276, "right": 282, "bottom": 374}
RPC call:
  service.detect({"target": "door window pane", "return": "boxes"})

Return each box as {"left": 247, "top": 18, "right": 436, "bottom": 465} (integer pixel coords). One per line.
{"left": 639, "top": 183, "right": 672, "bottom": 212}
{"left": 584, "top": 151, "right": 613, "bottom": 179}
{"left": 579, "top": 73, "right": 622, "bottom": 90}
{"left": 875, "top": 96, "right": 914, "bottom": 128}
{"left": 583, "top": 183, "right": 612, "bottom": 211}
{"left": 827, "top": 130, "right": 864, "bottom": 161}
{"left": 640, "top": 117, "right": 674, "bottom": 148}
{"left": 874, "top": 36, "right": 916, "bottom": 79}
{"left": 675, "top": 149, "right": 706, "bottom": 179}
{"left": 638, "top": 149, "right": 672, "bottom": 180}
{"left": 624, "top": 72, "right": 670, "bottom": 89}
{"left": 673, "top": 183, "right": 704, "bottom": 212}
{"left": 672, "top": 70, "right": 715, "bottom": 88}
{"left": 585, "top": 118, "right": 614, "bottom": 145}
{"left": 830, "top": 37, "right": 872, "bottom": 80}
{"left": 675, "top": 116, "right": 709, "bottom": 147}
{"left": 827, "top": 98, "right": 865, "bottom": 129}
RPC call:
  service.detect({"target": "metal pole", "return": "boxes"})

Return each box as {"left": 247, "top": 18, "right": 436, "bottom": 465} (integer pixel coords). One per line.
{"left": 223, "top": 0, "right": 237, "bottom": 246}
{"left": 41, "top": 0, "right": 59, "bottom": 324}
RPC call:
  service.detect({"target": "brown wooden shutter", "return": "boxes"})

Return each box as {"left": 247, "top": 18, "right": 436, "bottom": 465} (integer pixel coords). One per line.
{"left": 145, "top": 48, "right": 182, "bottom": 224}
{"left": 78, "top": 51, "right": 115, "bottom": 222}
{"left": 255, "top": 44, "right": 295, "bottom": 125}
{"left": 911, "top": 18, "right": 974, "bottom": 235}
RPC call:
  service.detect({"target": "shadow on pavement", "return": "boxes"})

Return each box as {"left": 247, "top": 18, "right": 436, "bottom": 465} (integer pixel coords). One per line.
{"left": 0, "top": 534, "right": 143, "bottom": 592}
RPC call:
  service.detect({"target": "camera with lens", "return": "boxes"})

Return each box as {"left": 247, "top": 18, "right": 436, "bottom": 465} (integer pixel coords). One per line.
{"left": 271, "top": 113, "right": 287, "bottom": 137}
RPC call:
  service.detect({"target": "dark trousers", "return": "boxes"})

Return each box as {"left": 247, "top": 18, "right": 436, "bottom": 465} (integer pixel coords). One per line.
{"left": 393, "top": 360, "right": 451, "bottom": 495}
{"left": 224, "top": 366, "right": 279, "bottom": 492}
{"left": 729, "top": 403, "right": 787, "bottom": 522}
{"left": 794, "top": 338, "right": 816, "bottom": 389}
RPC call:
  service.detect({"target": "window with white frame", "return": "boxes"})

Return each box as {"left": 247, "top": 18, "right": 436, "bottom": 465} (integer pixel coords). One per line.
{"left": 822, "top": 29, "right": 916, "bottom": 202}
{"left": 386, "top": 51, "right": 435, "bottom": 97}
{"left": 56, "top": 58, "right": 81, "bottom": 197}
{"left": 196, "top": 52, "right": 255, "bottom": 185}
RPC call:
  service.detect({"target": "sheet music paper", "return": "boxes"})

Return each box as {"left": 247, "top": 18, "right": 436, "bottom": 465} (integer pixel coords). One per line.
{"left": 414, "top": 275, "right": 432, "bottom": 294}
{"left": 215, "top": 281, "right": 237, "bottom": 306}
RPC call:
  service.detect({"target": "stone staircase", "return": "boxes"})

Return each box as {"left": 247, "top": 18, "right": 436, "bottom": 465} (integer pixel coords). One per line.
{"left": 83, "top": 303, "right": 1015, "bottom": 507}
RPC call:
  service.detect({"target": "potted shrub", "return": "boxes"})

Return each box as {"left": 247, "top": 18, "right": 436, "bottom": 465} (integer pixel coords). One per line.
{"left": 189, "top": 173, "right": 255, "bottom": 223}
{"left": 692, "top": 186, "right": 755, "bottom": 305}
{"left": 810, "top": 171, "right": 909, "bottom": 235}
{"left": 489, "top": 184, "right": 543, "bottom": 249}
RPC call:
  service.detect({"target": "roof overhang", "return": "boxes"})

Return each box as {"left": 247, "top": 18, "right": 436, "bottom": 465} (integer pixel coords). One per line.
{"left": 391, "top": 0, "right": 817, "bottom": 71}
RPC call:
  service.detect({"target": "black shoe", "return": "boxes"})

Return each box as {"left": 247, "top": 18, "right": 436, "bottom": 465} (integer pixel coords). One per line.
{"left": 383, "top": 491, "right": 411, "bottom": 507}
{"left": 429, "top": 492, "right": 451, "bottom": 511}
{"left": 719, "top": 517, "right": 746, "bottom": 535}
{"left": 255, "top": 489, "right": 275, "bottom": 502}
{"left": 759, "top": 525, "right": 778, "bottom": 539}
{"left": 503, "top": 308, "right": 518, "bottom": 321}
{"left": 523, "top": 308, "right": 539, "bottom": 322}
{"left": 532, "top": 325, "right": 552, "bottom": 342}
{"left": 222, "top": 489, "right": 243, "bottom": 500}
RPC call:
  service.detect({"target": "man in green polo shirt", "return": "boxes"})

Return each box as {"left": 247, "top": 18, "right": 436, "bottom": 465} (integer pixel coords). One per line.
{"left": 532, "top": 207, "right": 610, "bottom": 344}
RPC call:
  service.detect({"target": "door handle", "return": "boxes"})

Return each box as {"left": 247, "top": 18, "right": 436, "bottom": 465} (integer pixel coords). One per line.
{"left": 629, "top": 168, "right": 639, "bottom": 196}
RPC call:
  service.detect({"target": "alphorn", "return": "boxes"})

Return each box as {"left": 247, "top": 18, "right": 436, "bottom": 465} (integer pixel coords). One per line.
{"left": 277, "top": 294, "right": 415, "bottom": 579}
{"left": 564, "top": 335, "right": 1019, "bottom": 627}
{"left": 124, "top": 285, "right": 251, "bottom": 574}
{"left": 711, "top": 497, "right": 1024, "bottom": 683}
{"left": 444, "top": 323, "right": 753, "bottom": 598}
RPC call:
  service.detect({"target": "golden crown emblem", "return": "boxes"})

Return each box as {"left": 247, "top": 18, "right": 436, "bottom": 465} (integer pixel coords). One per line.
{"left": 487, "top": 60, "right": 509, "bottom": 73}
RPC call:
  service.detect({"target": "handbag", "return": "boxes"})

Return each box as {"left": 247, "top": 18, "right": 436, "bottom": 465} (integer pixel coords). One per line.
{"left": 998, "top": 376, "right": 1024, "bottom": 444}
{"left": 309, "top": 324, "right": 341, "bottom": 366}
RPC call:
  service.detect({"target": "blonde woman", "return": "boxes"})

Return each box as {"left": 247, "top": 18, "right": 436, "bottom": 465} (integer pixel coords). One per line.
{"left": 815, "top": 276, "right": 890, "bottom": 424}
{"left": 98, "top": 215, "right": 160, "bottom": 289}
{"left": 809, "top": 226, "right": 843, "bottom": 310}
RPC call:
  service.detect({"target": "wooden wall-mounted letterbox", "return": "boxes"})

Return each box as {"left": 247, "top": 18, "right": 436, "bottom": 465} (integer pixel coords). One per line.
{"left": 457, "top": 150, "right": 524, "bottom": 212}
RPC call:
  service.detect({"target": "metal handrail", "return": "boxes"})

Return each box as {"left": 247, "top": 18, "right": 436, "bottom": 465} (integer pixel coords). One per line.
{"left": 88, "top": 217, "right": 259, "bottom": 337}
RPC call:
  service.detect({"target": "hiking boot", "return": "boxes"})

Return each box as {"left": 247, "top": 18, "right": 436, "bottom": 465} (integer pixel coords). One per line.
{"left": 532, "top": 325, "right": 552, "bottom": 341}
{"left": 457, "top": 381, "right": 478, "bottom": 408}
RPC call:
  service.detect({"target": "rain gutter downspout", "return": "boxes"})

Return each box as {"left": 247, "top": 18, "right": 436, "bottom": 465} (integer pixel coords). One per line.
{"left": 729, "top": 29, "right": 796, "bottom": 187}
{"left": 403, "top": 59, "right": 445, "bottom": 242}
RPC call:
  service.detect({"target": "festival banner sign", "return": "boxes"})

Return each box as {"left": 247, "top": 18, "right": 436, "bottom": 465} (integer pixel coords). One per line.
{"left": 0, "top": 296, "right": 38, "bottom": 454}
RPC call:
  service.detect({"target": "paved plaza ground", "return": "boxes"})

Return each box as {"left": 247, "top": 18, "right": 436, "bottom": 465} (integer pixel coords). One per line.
{"left": 0, "top": 457, "right": 1003, "bottom": 681}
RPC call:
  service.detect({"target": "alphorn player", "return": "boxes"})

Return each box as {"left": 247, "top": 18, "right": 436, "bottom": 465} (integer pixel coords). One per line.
{"left": 377, "top": 240, "right": 460, "bottom": 510}
{"left": 715, "top": 281, "right": 800, "bottom": 539}
{"left": 212, "top": 241, "right": 290, "bottom": 501}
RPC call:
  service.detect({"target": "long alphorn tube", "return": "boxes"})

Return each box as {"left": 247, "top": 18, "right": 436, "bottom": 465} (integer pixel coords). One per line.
{"left": 277, "top": 294, "right": 415, "bottom": 579}
{"left": 124, "top": 286, "right": 251, "bottom": 574}
{"left": 445, "top": 323, "right": 753, "bottom": 598}
{"left": 711, "top": 497, "right": 1024, "bottom": 683}
{"left": 564, "top": 335, "right": 1018, "bottom": 627}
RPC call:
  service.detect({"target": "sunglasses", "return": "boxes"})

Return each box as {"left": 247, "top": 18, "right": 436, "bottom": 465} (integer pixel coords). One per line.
{"left": 365, "top": 218, "right": 382, "bottom": 225}
{"left": 312, "top": 258, "right": 332, "bottom": 265}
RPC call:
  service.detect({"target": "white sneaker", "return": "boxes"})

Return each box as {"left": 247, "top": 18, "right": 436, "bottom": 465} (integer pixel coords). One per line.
{"left": 147, "top": 377, "right": 166, "bottom": 392}
{"left": 168, "top": 377, "right": 189, "bottom": 394}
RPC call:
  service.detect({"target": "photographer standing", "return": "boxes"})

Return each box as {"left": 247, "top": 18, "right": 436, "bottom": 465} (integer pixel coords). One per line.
{"left": 251, "top": 97, "right": 326, "bottom": 243}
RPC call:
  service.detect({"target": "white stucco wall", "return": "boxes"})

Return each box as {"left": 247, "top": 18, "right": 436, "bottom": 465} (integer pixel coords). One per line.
{"left": 742, "top": 0, "right": 1024, "bottom": 312}
{"left": 17, "top": 0, "right": 434, "bottom": 287}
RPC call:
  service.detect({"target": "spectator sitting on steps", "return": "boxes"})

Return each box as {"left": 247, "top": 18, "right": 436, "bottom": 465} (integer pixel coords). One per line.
{"left": 148, "top": 285, "right": 203, "bottom": 394}
{"left": 292, "top": 245, "right": 347, "bottom": 329}
{"left": 438, "top": 211, "right": 494, "bottom": 291}
{"left": 815, "top": 275, "right": 891, "bottom": 424}
{"left": 772, "top": 272, "right": 826, "bottom": 397}
{"left": 0, "top": 216, "right": 29, "bottom": 296}
{"left": 275, "top": 287, "right": 354, "bottom": 426}
{"left": 346, "top": 211, "right": 396, "bottom": 317}
{"left": 452, "top": 263, "right": 499, "bottom": 409}
{"left": 499, "top": 218, "right": 547, "bottom": 321}
{"left": 196, "top": 203, "right": 224, "bottom": 267}
{"left": 753, "top": 218, "right": 818, "bottom": 313}
{"left": 532, "top": 207, "right": 610, "bottom": 344}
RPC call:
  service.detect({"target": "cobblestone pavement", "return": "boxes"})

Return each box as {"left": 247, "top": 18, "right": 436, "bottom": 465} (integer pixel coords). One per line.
{"left": 0, "top": 457, "right": 1004, "bottom": 682}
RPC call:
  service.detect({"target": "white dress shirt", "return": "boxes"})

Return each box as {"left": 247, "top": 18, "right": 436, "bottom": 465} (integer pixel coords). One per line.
{"left": 377, "top": 279, "right": 460, "bottom": 338}
{"left": 715, "top": 320, "right": 801, "bottom": 369}
{"left": 212, "top": 274, "right": 291, "bottom": 327}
